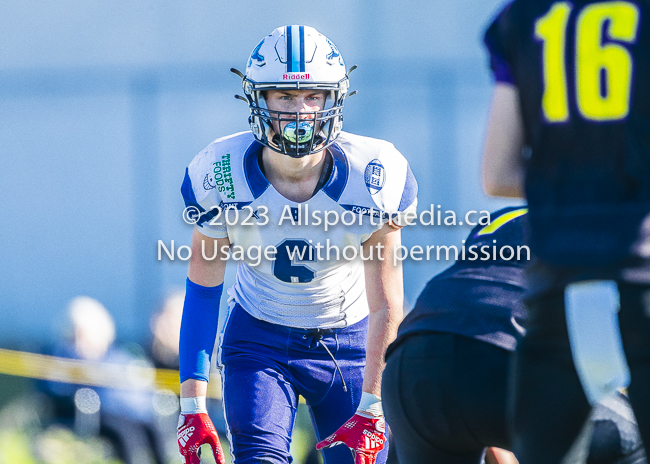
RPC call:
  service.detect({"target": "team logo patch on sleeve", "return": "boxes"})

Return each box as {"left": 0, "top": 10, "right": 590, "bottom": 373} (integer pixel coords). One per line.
{"left": 364, "top": 159, "right": 385, "bottom": 195}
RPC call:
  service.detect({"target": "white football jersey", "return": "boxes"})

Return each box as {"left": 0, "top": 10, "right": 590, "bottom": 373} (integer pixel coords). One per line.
{"left": 182, "top": 131, "right": 418, "bottom": 329}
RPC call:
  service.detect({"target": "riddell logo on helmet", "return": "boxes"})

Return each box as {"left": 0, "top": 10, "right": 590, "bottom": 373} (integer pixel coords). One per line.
{"left": 283, "top": 73, "right": 310, "bottom": 80}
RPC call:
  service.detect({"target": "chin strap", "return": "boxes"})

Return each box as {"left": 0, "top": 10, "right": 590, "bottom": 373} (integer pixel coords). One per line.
{"left": 271, "top": 134, "right": 326, "bottom": 158}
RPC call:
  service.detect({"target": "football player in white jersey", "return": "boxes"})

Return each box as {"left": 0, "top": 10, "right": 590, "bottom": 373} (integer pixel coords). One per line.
{"left": 176, "top": 25, "right": 418, "bottom": 464}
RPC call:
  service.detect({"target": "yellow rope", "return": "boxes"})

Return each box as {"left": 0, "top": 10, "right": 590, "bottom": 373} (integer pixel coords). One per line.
{"left": 0, "top": 348, "right": 222, "bottom": 399}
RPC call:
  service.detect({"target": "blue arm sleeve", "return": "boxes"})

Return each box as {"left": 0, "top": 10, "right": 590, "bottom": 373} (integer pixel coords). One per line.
{"left": 179, "top": 278, "right": 223, "bottom": 383}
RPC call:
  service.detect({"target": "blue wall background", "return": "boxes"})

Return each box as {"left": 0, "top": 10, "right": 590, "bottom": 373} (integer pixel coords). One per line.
{"left": 0, "top": 0, "right": 520, "bottom": 346}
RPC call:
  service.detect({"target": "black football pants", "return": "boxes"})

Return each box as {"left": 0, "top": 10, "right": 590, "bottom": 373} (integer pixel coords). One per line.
{"left": 383, "top": 333, "right": 511, "bottom": 464}
{"left": 512, "top": 283, "right": 650, "bottom": 464}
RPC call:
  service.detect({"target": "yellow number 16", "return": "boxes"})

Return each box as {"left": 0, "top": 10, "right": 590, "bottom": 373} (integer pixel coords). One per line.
{"left": 535, "top": 1, "right": 639, "bottom": 122}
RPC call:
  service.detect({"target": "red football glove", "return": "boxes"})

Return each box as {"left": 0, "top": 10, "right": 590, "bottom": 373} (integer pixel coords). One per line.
{"left": 316, "top": 413, "right": 386, "bottom": 464}
{"left": 177, "top": 413, "right": 226, "bottom": 464}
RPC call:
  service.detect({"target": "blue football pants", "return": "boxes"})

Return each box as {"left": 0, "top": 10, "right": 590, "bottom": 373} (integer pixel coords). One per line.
{"left": 218, "top": 304, "right": 389, "bottom": 464}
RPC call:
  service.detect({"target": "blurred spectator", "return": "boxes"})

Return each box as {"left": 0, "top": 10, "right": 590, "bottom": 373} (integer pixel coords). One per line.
{"left": 40, "top": 296, "right": 168, "bottom": 464}
{"left": 149, "top": 291, "right": 183, "bottom": 369}
{"left": 66, "top": 296, "right": 116, "bottom": 361}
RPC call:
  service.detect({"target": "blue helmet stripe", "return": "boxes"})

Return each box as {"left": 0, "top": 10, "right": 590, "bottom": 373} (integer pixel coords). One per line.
{"left": 286, "top": 26, "right": 293, "bottom": 72}
{"left": 299, "top": 25, "right": 305, "bottom": 72}
{"left": 286, "top": 25, "right": 303, "bottom": 72}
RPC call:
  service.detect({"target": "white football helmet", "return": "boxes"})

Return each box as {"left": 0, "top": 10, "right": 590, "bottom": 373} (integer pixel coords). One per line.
{"left": 232, "top": 25, "right": 354, "bottom": 157}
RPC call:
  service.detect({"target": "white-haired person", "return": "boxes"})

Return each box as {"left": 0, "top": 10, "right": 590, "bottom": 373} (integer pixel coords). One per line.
{"left": 42, "top": 296, "right": 166, "bottom": 464}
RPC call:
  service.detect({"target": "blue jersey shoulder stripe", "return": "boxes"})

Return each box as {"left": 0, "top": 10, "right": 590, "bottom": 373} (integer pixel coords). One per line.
{"left": 181, "top": 168, "right": 202, "bottom": 209}
{"left": 398, "top": 163, "right": 418, "bottom": 211}
{"left": 243, "top": 141, "right": 270, "bottom": 199}
{"left": 323, "top": 142, "right": 349, "bottom": 202}
{"left": 181, "top": 168, "right": 220, "bottom": 226}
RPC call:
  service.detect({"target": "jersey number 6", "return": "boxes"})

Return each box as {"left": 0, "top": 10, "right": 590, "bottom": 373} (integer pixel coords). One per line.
{"left": 273, "top": 239, "right": 316, "bottom": 283}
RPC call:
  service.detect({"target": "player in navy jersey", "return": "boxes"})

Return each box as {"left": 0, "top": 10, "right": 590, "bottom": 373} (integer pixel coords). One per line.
{"left": 481, "top": 1, "right": 650, "bottom": 463}
{"left": 176, "top": 26, "right": 417, "bottom": 464}
{"left": 382, "top": 207, "right": 646, "bottom": 464}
